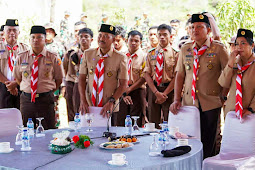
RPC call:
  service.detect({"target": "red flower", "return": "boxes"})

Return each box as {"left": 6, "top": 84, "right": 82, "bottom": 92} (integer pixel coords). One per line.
{"left": 84, "top": 140, "right": 90, "bottom": 148}
{"left": 72, "top": 135, "right": 80, "bottom": 143}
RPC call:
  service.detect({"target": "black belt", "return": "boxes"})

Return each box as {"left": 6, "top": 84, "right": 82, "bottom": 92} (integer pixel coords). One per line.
{"left": 22, "top": 91, "right": 52, "bottom": 98}
{"left": 154, "top": 81, "right": 170, "bottom": 87}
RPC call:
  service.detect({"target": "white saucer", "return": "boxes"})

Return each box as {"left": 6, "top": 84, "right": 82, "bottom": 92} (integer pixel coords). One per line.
{"left": 108, "top": 160, "right": 128, "bottom": 166}
{"left": 142, "top": 128, "right": 158, "bottom": 133}
{"left": 176, "top": 144, "right": 192, "bottom": 147}
{"left": 0, "top": 148, "right": 14, "bottom": 154}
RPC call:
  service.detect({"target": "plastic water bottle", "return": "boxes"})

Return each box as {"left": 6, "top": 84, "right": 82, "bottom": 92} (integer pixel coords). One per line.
{"left": 74, "top": 113, "right": 81, "bottom": 131}
{"left": 125, "top": 115, "right": 132, "bottom": 135}
{"left": 21, "top": 128, "right": 31, "bottom": 151}
{"left": 27, "top": 118, "right": 34, "bottom": 139}
{"left": 158, "top": 130, "right": 166, "bottom": 151}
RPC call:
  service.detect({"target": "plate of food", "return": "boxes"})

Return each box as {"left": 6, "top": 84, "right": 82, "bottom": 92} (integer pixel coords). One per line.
{"left": 99, "top": 141, "right": 134, "bottom": 150}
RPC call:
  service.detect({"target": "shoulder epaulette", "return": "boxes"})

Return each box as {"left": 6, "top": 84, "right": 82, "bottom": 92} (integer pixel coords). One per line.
{"left": 148, "top": 48, "right": 156, "bottom": 53}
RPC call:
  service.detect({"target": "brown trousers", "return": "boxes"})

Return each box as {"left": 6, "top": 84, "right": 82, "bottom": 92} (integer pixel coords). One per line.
{"left": 116, "top": 88, "right": 146, "bottom": 127}
{"left": 147, "top": 86, "right": 174, "bottom": 129}
{"left": 0, "top": 82, "right": 20, "bottom": 109}
{"left": 20, "top": 92, "right": 55, "bottom": 130}
{"left": 199, "top": 104, "right": 221, "bottom": 159}
{"left": 65, "top": 81, "right": 75, "bottom": 121}
{"left": 73, "top": 83, "right": 80, "bottom": 114}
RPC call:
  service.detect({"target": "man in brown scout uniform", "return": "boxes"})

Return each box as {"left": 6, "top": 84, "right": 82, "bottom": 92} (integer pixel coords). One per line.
{"left": 117, "top": 30, "right": 147, "bottom": 127}
{"left": 144, "top": 24, "right": 178, "bottom": 129}
{"left": 170, "top": 14, "right": 229, "bottom": 159}
{"left": 63, "top": 27, "right": 93, "bottom": 121}
{"left": 13, "top": 26, "right": 64, "bottom": 130}
{"left": 79, "top": 24, "right": 128, "bottom": 125}
{"left": 0, "top": 19, "right": 28, "bottom": 109}
{"left": 62, "top": 22, "right": 87, "bottom": 121}
{"left": 143, "top": 26, "right": 159, "bottom": 53}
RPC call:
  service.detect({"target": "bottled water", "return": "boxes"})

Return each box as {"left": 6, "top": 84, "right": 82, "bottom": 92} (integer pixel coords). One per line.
{"left": 158, "top": 130, "right": 166, "bottom": 151}
{"left": 125, "top": 115, "right": 132, "bottom": 135}
{"left": 27, "top": 118, "right": 34, "bottom": 139}
{"left": 21, "top": 128, "right": 31, "bottom": 151}
{"left": 74, "top": 113, "right": 81, "bottom": 131}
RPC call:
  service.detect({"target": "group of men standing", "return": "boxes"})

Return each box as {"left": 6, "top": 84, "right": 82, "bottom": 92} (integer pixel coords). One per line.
{"left": 0, "top": 12, "right": 230, "bottom": 159}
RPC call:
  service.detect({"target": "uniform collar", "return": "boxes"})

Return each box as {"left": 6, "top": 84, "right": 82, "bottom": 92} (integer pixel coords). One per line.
{"left": 6, "top": 42, "right": 19, "bottom": 48}
{"left": 192, "top": 38, "right": 211, "bottom": 49}
{"left": 29, "top": 47, "right": 47, "bottom": 57}
{"left": 96, "top": 47, "right": 114, "bottom": 58}
{"left": 156, "top": 43, "right": 172, "bottom": 51}
{"left": 129, "top": 48, "right": 143, "bottom": 57}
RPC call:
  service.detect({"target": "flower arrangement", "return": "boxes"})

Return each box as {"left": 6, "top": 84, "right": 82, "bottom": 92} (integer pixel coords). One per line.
{"left": 72, "top": 135, "right": 94, "bottom": 149}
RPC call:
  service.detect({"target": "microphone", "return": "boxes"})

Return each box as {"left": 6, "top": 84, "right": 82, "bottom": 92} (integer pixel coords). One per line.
{"left": 103, "top": 92, "right": 127, "bottom": 138}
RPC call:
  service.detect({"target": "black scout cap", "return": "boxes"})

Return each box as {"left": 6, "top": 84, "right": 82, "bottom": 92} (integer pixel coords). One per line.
{"left": 0, "top": 25, "right": 4, "bottom": 31}
{"left": 30, "top": 26, "right": 46, "bottom": 35}
{"left": 237, "top": 28, "right": 253, "bottom": 41}
{"left": 99, "top": 24, "right": 116, "bottom": 35}
{"left": 191, "top": 14, "right": 210, "bottom": 26}
{"left": 5, "top": 19, "right": 19, "bottom": 26}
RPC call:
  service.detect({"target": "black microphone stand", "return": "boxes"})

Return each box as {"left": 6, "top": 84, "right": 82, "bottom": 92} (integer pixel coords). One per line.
{"left": 103, "top": 92, "right": 127, "bottom": 138}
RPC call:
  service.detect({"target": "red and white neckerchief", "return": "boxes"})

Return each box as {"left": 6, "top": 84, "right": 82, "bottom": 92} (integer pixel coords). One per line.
{"left": 155, "top": 48, "right": 167, "bottom": 86}
{"left": 6, "top": 44, "right": 18, "bottom": 80}
{"left": 31, "top": 54, "right": 43, "bottom": 103}
{"left": 91, "top": 54, "right": 109, "bottom": 107}
{"left": 126, "top": 52, "right": 137, "bottom": 84}
{"left": 236, "top": 59, "right": 255, "bottom": 122}
{"left": 191, "top": 39, "right": 212, "bottom": 104}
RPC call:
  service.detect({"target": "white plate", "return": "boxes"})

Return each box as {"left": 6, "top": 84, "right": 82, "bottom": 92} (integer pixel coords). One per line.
{"left": 108, "top": 160, "right": 128, "bottom": 166}
{"left": 176, "top": 144, "right": 192, "bottom": 147}
{"left": 142, "top": 128, "right": 158, "bottom": 133}
{"left": 0, "top": 148, "right": 14, "bottom": 153}
{"left": 99, "top": 142, "right": 134, "bottom": 150}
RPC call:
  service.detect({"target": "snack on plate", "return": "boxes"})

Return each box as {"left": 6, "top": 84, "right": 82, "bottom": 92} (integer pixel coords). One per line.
{"left": 103, "top": 141, "right": 130, "bottom": 148}
{"left": 118, "top": 135, "right": 137, "bottom": 143}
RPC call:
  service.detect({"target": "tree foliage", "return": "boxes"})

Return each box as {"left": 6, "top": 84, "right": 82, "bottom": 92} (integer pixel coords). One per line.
{"left": 216, "top": 0, "right": 255, "bottom": 43}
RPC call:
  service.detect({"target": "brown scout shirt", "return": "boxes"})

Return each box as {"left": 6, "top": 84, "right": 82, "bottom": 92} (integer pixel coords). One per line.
{"left": 144, "top": 44, "right": 178, "bottom": 83}
{"left": 0, "top": 42, "right": 28, "bottom": 79}
{"left": 128, "top": 48, "right": 146, "bottom": 88}
{"left": 13, "top": 48, "right": 64, "bottom": 93}
{"left": 63, "top": 49, "right": 83, "bottom": 83}
{"left": 79, "top": 47, "right": 128, "bottom": 111}
{"left": 218, "top": 57, "right": 255, "bottom": 114}
{"left": 176, "top": 38, "right": 229, "bottom": 111}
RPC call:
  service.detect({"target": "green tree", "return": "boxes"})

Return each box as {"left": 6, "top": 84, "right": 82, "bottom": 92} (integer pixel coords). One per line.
{"left": 216, "top": 0, "right": 255, "bottom": 43}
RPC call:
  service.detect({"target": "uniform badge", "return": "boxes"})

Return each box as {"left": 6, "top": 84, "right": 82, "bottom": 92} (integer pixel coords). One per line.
{"left": 89, "top": 69, "right": 93, "bottom": 74}
{"left": 21, "top": 62, "right": 28, "bottom": 66}
{"left": 15, "top": 20, "right": 18, "bottom": 25}
{"left": 159, "top": 49, "right": 164, "bottom": 53}
{"left": 23, "top": 71, "right": 28, "bottom": 78}
{"left": 21, "top": 65, "right": 28, "bottom": 69}
{"left": 187, "top": 48, "right": 192, "bottom": 52}
{"left": 185, "top": 55, "right": 193, "bottom": 58}
{"left": 186, "top": 65, "right": 191, "bottom": 70}
{"left": 107, "top": 71, "right": 113, "bottom": 77}
{"left": 0, "top": 49, "right": 5, "bottom": 53}
{"left": 76, "top": 72, "right": 79, "bottom": 77}
{"left": 80, "top": 58, "right": 83, "bottom": 64}
{"left": 45, "top": 72, "right": 49, "bottom": 77}
{"left": 168, "top": 67, "right": 172, "bottom": 71}
{"left": 57, "top": 58, "right": 61, "bottom": 65}
{"left": 207, "top": 63, "right": 213, "bottom": 70}
{"left": 110, "top": 26, "right": 113, "bottom": 31}
{"left": 151, "top": 50, "right": 155, "bottom": 56}
{"left": 72, "top": 61, "right": 76, "bottom": 66}
{"left": 199, "top": 14, "right": 204, "bottom": 19}
{"left": 237, "top": 70, "right": 242, "bottom": 74}
{"left": 241, "top": 31, "right": 245, "bottom": 35}
{"left": 151, "top": 55, "right": 156, "bottom": 60}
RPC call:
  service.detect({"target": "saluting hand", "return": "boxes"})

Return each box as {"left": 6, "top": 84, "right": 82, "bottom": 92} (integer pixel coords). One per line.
{"left": 155, "top": 91, "right": 168, "bottom": 104}
{"left": 228, "top": 49, "right": 240, "bottom": 68}
{"left": 169, "top": 100, "right": 182, "bottom": 115}
{"left": 123, "top": 96, "right": 133, "bottom": 105}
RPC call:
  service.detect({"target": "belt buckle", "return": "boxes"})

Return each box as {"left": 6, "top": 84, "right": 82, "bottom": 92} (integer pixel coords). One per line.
{"left": 35, "top": 94, "right": 39, "bottom": 98}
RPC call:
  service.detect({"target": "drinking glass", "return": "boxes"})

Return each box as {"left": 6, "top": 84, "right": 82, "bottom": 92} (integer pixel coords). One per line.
{"left": 131, "top": 116, "right": 140, "bottom": 134}
{"left": 85, "top": 113, "right": 93, "bottom": 132}
{"left": 15, "top": 125, "right": 24, "bottom": 145}
{"left": 149, "top": 133, "right": 160, "bottom": 156}
{"left": 36, "top": 117, "right": 45, "bottom": 137}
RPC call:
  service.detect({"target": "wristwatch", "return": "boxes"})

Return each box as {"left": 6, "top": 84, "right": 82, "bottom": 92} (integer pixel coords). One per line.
{"left": 108, "top": 96, "right": 116, "bottom": 104}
